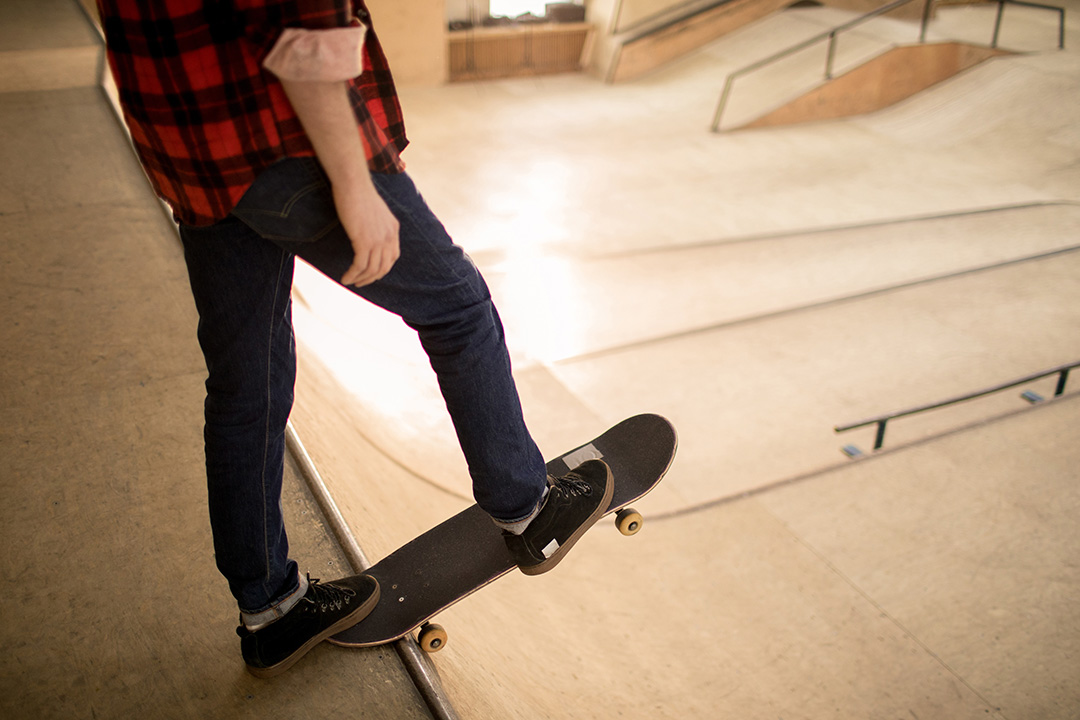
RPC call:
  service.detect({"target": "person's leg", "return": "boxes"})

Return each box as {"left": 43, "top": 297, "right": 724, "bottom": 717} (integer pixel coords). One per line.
{"left": 231, "top": 160, "right": 548, "bottom": 523}
{"left": 353, "top": 173, "right": 614, "bottom": 572}
{"left": 357, "top": 172, "right": 549, "bottom": 523}
{"left": 179, "top": 218, "right": 303, "bottom": 623}
{"left": 180, "top": 216, "right": 379, "bottom": 678}
{"left": 230, "top": 157, "right": 612, "bottom": 575}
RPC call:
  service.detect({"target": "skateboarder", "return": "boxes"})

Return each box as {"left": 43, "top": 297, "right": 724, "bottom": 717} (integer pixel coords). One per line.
{"left": 97, "top": 0, "right": 612, "bottom": 678}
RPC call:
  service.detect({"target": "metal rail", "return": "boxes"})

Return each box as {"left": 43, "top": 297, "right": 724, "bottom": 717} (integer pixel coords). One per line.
{"left": 992, "top": 0, "right": 1066, "bottom": 49}
{"left": 608, "top": 0, "right": 729, "bottom": 36}
{"left": 711, "top": 0, "right": 1065, "bottom": 132}
{"left": 835, "top": 360, "right": 1079, "bottom": 452}
{"left": 285, "top": 425, "right": 462, "bottom": 720}
{"left": 711, "top": 0, "right": 927, "bottom": 131}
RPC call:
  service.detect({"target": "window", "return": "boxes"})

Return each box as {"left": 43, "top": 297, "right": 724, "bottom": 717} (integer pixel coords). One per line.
{"left": 489, "top": 1, "right": 551, "bottom": 18}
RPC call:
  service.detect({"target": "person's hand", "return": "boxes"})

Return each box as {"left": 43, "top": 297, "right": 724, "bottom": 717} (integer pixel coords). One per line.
{"left": 334, "top": 179, "right": 400, "bottom": 287}
{"left": 274, "top": 78, "right": 400, "bottom": 287}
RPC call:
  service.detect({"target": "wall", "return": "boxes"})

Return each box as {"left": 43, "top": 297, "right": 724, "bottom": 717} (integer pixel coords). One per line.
{"left": 446, "top": 0, "right": 491, "bottom": 24}
{"left": 367, "top": 0, "right": 448, "bottom": 86}
{"left": 612, "top": 0, "right": 711, "bottom": 32}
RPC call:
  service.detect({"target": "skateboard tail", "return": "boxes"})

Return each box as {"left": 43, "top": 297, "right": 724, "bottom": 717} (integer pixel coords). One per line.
{"left": 552, "top": 413, "right": 677, "bottom": 513}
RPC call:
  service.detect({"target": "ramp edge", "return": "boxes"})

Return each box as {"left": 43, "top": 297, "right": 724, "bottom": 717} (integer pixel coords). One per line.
{"left": 286, "top": 424, "right": 462, "bottom": 720}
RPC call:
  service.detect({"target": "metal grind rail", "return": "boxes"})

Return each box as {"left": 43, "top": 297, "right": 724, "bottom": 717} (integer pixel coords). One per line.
{"left": 993, "top": 0, "right": 1066, "bottom": 50}
{"left": 835, "top": 360, "right": 1079, "bottom": 454}
{"left": 607, "top": 0, "right": 731, "bottom": 37}
{"left": 286, "top": 426, "right": 462, "bottom": 720}
{"left": 711, "top": 0, "right": 1066, "bottom": 132}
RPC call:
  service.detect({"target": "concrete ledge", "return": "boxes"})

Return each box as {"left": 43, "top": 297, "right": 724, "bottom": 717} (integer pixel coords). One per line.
{"left": 0, "top": 46, "right": 101, "bottom": 93}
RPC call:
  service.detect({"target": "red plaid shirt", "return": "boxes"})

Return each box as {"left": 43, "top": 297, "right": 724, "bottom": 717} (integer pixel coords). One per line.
{"left": 98, "top": 0, "right": 408, "bottom": 226}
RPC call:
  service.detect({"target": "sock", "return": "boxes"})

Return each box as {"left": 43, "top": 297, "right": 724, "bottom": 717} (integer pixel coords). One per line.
{"left": 495, "top": 486, "right": 549, "bottom": 535}
{"left": 241, "top": 574, "right": 309, "bottom": 631}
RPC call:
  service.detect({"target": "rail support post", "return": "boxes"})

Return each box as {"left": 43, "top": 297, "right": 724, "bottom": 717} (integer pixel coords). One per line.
{"left": 825, "top": 31, "right": 838, "bottom": 79}
{"left": 920, "top": 0, "right": 933, "bottom": 43}
{"left": 873, "top": 420, "right": 888, "bottom": 450}
{"left": 992, "top": 0, "right": 1006, "bottom": 48}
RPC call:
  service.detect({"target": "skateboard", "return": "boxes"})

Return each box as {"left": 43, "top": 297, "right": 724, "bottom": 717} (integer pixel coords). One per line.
{"left": 329, "top": 413, "right": 677, "bottom": 653}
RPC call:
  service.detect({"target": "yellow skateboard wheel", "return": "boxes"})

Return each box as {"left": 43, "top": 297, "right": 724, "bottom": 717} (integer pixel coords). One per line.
{"left": 616, "top": 508, "right": 643, "bottom": 536}
{"left": 418, "top": 623, "right": 448, "bottom": 653}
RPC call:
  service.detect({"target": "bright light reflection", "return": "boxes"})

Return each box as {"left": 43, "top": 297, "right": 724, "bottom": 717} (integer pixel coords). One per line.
{"left": 292, "top": 262, "right": 442, "bottom": 424}
{"left": 489, "top": 1, "right": 550, "bottom": 18}
{"left": 291, "top": 154, "right": 588, "bottom": 404}
{"left": 480, "top": 157, "right": 574, "bottom": 245}
{"left": 488, "top": 252, "right": 588, "bottom": 364}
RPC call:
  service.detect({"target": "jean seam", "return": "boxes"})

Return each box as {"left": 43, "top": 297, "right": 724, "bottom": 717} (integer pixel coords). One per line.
{"left": 377, "top": 180, "right": 475, "bottom": 288}
{"left": 241, "top": 573, "right": 307, "bottom": 626}
{"left": 233, "top": 177, "right": 337, "bottom": 244}
{"left": 260, "top": 251, "right": 290, "bottom": 594}
{"left": 235, "top": 216, "right": 339, "bottom": 245}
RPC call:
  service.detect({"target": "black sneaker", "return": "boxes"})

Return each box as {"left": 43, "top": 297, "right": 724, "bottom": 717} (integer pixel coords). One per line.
{"left": 236, "top": 574, "right": 379, "bottom": 678}
{"left": 504, "top": 459, "right": 614, "bottom": 576}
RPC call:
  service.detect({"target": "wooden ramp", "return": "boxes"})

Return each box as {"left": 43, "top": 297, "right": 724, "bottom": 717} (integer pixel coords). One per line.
{"left": 604, "top": 0, "right": 926, "bottom": 83}
{"left": 608, "top": 0, "right": 794, "bottom": 82}
{"left": 739, "top": 42, "right": 1012, "bottom": 129}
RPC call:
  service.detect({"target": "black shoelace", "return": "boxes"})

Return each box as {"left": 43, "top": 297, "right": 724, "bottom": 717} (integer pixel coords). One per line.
{"left": 299, "top": 576, "right": 356, "bottom": 615}
{"left": 553, "top": 475, "right": 593, "bottom": 498}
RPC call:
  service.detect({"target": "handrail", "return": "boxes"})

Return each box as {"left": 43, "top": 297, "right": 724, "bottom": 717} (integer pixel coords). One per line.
{"left": 285, "top": 425, "right": 462, "bottom": 720}
{"left": 711, "top": 0, "right": 928, "bottom": 131}
{"left": 835, "top": 360, "right": 1079, "bottom": 452}
{"left": 992, "top": 0, "right": 1066, "bottom": 49}
{"left": 609, "top": 0, "right": 724, "bottom": 36}
{"left": 710, "top": 0, "right": 1066, "bottom": 132}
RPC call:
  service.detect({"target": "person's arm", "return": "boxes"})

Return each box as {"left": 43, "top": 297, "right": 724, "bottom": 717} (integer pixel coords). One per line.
{"left": 261, "top": 22, "right": 399, "bottom": 287}
{"left": 278, "top": 78, "right": 399, "bottom": 287}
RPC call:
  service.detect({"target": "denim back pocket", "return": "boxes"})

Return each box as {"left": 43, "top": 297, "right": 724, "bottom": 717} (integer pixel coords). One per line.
{"left": 231, "top": 157, "right": 339, "bottom": 244}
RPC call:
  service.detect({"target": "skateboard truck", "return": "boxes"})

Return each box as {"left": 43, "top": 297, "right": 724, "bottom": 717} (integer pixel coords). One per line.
{"left": 411, "top": 510, "right": 646, "bottom": 654}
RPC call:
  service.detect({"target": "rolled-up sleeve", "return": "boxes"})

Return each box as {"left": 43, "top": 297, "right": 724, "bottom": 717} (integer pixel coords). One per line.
{"left": 242, "top": 0, "right": 359, "bottom": 66}
{"left": 262, "top": 24, "right": 366, "bottom": 81}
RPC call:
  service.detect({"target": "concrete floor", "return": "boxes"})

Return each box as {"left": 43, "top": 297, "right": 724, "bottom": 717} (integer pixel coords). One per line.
{"left": 3, "top": 1, "right": 1079, "bottom": 719}
{"left": 0, "top": 1, "right": 432, "bottom": 718}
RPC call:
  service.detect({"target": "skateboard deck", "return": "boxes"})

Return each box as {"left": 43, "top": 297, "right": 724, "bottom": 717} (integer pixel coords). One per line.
{"left": 329, "top": 413, "right": 677, "bottom": 652}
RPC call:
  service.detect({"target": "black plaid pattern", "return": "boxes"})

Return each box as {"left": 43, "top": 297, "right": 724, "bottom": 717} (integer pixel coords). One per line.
{"left": 97, "top": 0, "right": 408, "bottom": 226}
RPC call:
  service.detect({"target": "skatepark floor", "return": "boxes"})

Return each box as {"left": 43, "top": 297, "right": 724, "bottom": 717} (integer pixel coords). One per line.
{"left": 3, "top": 1, "right": 1078, "bottom": 718}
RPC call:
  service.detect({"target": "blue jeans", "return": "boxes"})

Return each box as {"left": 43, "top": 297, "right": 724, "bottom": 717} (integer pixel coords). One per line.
{"left": 179, "top": 159, "right": 547, "bottom": 618}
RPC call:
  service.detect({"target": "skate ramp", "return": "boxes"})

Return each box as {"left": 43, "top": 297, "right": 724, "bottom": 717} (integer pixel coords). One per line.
{"left": 606, "top": 0, "right": 794, "bottom": 82}
{"left": 741, "top": 43, "right": 1012, "bottom": 130}
{"left": 292, "top": 344, "right": 1080, "bottom": 719}
{"left": 289, "top": 20, "right": 1080, "bottom": 713}
{"left": 291, "top": 202, "right": 1080, "bottom": 515}
{"left": 289, "top": 199, "right": 1080, "bottom": 718}
{"left": 7, "top": 1, "right": 1077, "bottom": 718}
